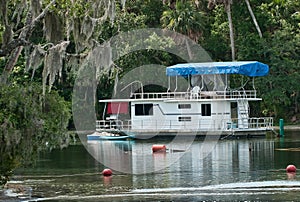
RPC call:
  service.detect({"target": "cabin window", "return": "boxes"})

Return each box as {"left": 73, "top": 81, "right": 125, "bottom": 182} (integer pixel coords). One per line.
{"left": 178, "top": 117, "right": 191, "bottom": 122}
{"left": 201, "top": 104, "right": 211, "bottom": 116}
{"left": 178, "top": 104, "right": 191, "bottom": 109}
{"left": 135, "top": 104, "right": 153, "bottom": 116}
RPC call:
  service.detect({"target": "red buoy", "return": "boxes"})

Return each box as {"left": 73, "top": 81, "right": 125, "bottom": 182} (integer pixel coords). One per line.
{"left": 152, "top": 144, "right": 166, "bottom": 153}
{"left": 102, "top": 168, "right": 113, "bottom": 176}
{"left": 286, "top": 165, "right": 297, "bottom": 173}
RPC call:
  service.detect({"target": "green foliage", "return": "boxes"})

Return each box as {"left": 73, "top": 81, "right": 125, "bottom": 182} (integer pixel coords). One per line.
{"left": 0, "top": 83, "right": 71, "bottom": 186}
{"left": 161, "top": 0, "right": 205, "bottom": 41}
{"left": 126, "top": 0, "right": 164, "bottom": 27}
{"left": 261, "top": 26, "right": 300, "bottom": 119}
{"left": 241, "top": 0, "right": 300, "bottom": 120}
{"left": 98, "top": 10, "right": 147, "bottom": 43}
{"left": 201, "top": 5, "right": 231, "bottom": 61}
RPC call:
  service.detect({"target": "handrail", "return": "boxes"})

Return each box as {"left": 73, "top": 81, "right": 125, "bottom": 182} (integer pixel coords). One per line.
{"left": 129, "top": 90, "right": 258, "bottom": 100}
{"left": 96, "top": 117, "right": 273, "bottom": 131}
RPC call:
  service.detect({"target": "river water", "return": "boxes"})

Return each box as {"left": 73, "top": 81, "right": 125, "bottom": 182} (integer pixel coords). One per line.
{"left": 7, "top": 131, "right": 300, "bottom": 201}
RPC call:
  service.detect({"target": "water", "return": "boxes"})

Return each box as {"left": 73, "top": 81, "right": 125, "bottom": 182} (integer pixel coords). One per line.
{"left": 7, "top": 131, "right": 300, "bottom": 201}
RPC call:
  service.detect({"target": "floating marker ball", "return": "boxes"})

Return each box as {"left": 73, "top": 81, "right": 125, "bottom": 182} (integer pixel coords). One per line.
{"left": 102, "top": 168, "right": 113, "bottom": 176}
{"left": 286, "top": 165, "right": 297, "bottom": 173}
{"left": 152, "top": 144, "right": 167, "bottom": 153}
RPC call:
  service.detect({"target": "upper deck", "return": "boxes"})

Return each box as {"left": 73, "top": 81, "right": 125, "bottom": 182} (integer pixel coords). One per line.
{"left": 100, "top": 89, "right": 260, "bottom": 103}
{"left": 129, "top": 89, "right": 259, "bottom": 101}
{"left": 100, "top": 61, "right": 268, "bottom": 103}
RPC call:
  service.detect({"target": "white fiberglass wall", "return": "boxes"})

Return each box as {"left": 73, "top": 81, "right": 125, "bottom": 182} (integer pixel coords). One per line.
{"left": 131, "top": 100, "right": 231, "bottom": 131}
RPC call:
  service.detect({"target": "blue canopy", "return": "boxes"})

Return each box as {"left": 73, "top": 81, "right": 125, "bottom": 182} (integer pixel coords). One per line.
{"left": 166, "top": 61, "right": 269, "bottom": 77}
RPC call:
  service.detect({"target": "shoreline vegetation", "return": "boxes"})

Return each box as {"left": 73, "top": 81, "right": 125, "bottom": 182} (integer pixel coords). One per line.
{"left": 273, "top": 125, "right": 300, "bottom": 131}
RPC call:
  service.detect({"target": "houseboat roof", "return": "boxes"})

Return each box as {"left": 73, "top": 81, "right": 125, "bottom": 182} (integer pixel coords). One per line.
{"left": 166, "top": 61, "right": 269, "bottom": 77}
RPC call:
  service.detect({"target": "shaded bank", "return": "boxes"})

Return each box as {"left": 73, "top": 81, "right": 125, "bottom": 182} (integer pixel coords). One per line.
{"left": 0, "top": 84, "right": 71, "bottom": 186}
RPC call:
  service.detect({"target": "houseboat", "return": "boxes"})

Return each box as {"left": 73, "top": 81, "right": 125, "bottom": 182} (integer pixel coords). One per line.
{"left": 96, "top": 61, "right": 273, "bottom": 138}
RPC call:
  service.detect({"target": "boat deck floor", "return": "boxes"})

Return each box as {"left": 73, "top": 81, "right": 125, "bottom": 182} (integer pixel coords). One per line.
{"left": 95, "top": 128, "right": 274, "bottom": 139}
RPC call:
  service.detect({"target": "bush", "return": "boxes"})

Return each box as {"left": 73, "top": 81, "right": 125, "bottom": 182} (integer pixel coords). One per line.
{"left": 0, "top": 83, "right": 71, "bottom": 186}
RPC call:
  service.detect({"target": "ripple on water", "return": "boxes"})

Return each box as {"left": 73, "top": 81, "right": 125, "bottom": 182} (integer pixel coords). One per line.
{"left": 132, "top": 180, "right": 300, "bottom": 193}
{"left": 26, "top": 180, "right": 300, "bottom": 202}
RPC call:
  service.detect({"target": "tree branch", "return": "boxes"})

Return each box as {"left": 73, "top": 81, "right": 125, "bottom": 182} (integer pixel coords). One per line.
{"left": 29, "top": 0, "right": 56, "bottom": 33}
{"left": 0, "top": 0, "right": 56, "bottom": 57}
{"left": 0, "top": 0, "right": 56, "bottom": 84}
{"left": 0, "top": 46, "right": 23, "bottom": 83}
{"left": 0, "top": 38, "right": 28, "bottom": 57}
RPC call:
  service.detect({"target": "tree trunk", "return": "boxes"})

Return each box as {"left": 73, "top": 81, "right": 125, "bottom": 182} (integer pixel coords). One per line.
{"left": 225, "top": 1, "right": 235, "bottom": 61}
{"left": 295, "top": 92, "right": 299, "bottom": 113}
{"left": 0, "top": 47, "right": 23, "bottom": 84}
{"left": 245, "top": 0, "right": 262, "bottom": 38}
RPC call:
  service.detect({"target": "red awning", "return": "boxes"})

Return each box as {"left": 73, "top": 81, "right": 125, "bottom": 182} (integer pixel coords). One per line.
{"left": 107, "top": 102, "right": 128, "bottom": 114}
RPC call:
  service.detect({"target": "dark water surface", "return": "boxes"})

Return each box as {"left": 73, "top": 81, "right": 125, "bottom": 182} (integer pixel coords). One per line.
{"left": 8, "top": 131, "right": 300, "bottom": 201}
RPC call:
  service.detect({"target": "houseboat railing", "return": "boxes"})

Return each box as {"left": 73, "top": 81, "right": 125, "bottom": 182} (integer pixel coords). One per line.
{"left": 96, "top": 117, "right": 273, "bottom": 131}
{"left": 130, "top": 90, "right": 258, "bottom": 100}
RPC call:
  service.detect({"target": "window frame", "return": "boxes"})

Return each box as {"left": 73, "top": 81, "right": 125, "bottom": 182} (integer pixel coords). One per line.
{"left": 178, "top": 116, "right": 192, "bottom": 122}
{"left": 134, "top": 103, "right": 154, "bottom": 116}
{"left": 178, "top": 104, "right": 191, "bottom": 109}
{"left": 201, "top": 104, "right": 211, "bottom": 116}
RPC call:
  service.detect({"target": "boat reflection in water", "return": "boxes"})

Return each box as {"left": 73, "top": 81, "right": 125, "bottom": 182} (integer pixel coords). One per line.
{"left": 87, "top": 138, "right": 275, "bottom": 178}
{"left": 87, "top": 140, "right": 133, "bottom": 173}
